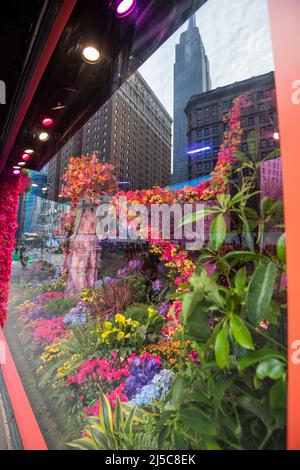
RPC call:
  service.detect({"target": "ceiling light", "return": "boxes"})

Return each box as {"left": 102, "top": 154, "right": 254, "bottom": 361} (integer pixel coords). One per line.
{"left": 13, "top": 169, "right": 21, "bottom": 175}
{"left": 18, "top": 162, "right": 26, "bottom": 166}
{"left": 42, "top": 187, "right": 48, "bottom": 191}
{"left": 39, "top": 132, "right": 49, "bottom": 142}
{"left": 24, "top": 149, "right": 34, "bottom": 154}
{"left": 42, "top": 117, "right": 55, "bottom": 127}
{"left": 22, "top": 153, "right": 30, "bottom": 161}
{"left": 13, "top": 166, "right": 21, "bottom": 170}
{"left": 32, "top": 183, "right": 39, "bottom": 188}
{"left": 82, "top": 46, "right": 101, "bottom": 64}
{"left": 110, "top": 0, "right": 137, "bottom": 18}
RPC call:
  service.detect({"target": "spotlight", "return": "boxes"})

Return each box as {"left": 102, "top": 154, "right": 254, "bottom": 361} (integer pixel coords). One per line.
{"left": 13, "top": 169, "right": 21, "bottom": 175}
{"left": 24, "top": 149, "right": 34, "bottom": 154}
{"left": 273, "top": 132, "right": 280, "bottom": 141}
{"left": 42, "top": 117, "right": 55, "bottom": 127}
{"left": 22, "top": 153, "right": 30, "bottom": 161}
{"left": 82, "top": 47, "right": 101, "bottom": 64}
{"left": 18, "top": 162, "right": 26, "bottom": 166}
{"left": 110, "top": 0, "right": 137, "bottom": 18}
{"left": 39, "top": 132, "right": 49, "bottom": 142}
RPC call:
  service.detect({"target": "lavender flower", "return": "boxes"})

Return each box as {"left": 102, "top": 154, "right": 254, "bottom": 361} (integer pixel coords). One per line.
{"left": 158, "top": 300, "right": 171, "bottom": 316}
{"left": 152, "top": 279, "right": 164, "bottom": 292}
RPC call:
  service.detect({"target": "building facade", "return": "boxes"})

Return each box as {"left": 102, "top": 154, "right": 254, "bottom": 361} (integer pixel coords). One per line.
{"left": 172, "top": 14, "right": 211, "bottom": 184}
{"left": 185, "top": 71, "right": 279, "bottom": 181}
{"left": 47, "top": 72, "right": 172, "bottom": 201}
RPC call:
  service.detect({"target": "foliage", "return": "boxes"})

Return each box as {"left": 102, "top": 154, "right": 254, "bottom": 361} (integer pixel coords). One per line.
{"left": 44, "top": 297, "right": 78, "bottom": 316}
{"left": 124, "top": 305, "right": 165, "bottom": 343}
{"left": 68, "top": 393, "right": 148, "bottom": 450}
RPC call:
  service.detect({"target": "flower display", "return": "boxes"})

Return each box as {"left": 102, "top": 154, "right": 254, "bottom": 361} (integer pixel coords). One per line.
{"left": 0, "top": 172, "right": 22, "bottom": 326}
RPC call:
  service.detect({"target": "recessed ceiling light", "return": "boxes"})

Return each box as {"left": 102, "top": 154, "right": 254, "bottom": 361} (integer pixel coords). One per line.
{"left": 42, "top": 187, "right": 48, "bottom": 191}
{"left": 22, "top": 153, "right": 31, "bottom": 161}
{"left": 32, "top": 183, "right": 39, "bottom": 188}
{"left": 82, "top": 46, "right": 101, "bottom": 64}
{"left": 39, "top": 132, "right": 49, "bottom": 142}
{"left": 24, "top": 149, "right": 34, "bottom": 154}
{"left": 13, "top": 166, "right": 21, "bottom": 170}
{"left": 13, "top": 169, "right": 21, "bottom": 175}
{"left": 42, "top": 117, "right": 55, "bottom": 127}
{"left": 111, "top": 0, "right": 137, "bottom": 18}
{"left": 18, "top": 162, "right": 26, "bottom": 166}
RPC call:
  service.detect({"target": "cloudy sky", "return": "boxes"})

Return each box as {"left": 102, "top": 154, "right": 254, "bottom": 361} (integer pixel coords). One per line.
{"left": 139, "top": 0, "right": 275, "bottom": 116}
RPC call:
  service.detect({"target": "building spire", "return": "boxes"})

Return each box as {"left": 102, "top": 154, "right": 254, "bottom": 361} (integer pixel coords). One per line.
{"left": 188, "top": 14, "right": 196, "bottom": 29}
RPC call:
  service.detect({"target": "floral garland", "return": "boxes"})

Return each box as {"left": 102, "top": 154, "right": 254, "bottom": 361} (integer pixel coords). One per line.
{"left": 0, "top": 171, "right": 30, "bottom": 326}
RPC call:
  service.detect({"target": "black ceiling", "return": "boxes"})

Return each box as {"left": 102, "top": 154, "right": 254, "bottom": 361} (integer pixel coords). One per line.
{"left": 0, "top": 0, "right": 207, "bottom": 174}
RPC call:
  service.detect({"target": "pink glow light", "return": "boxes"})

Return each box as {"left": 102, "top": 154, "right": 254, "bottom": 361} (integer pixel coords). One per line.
{"left": 42, "top": 117, "right": 54, "bottom": 127}
{"left": 116, "top": 0, "right": 136, "bottom": 18}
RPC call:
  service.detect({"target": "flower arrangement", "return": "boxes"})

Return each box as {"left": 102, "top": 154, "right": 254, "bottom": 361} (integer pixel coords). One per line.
{"left": 60, "top": 155, "right": 117, "bottom": 204}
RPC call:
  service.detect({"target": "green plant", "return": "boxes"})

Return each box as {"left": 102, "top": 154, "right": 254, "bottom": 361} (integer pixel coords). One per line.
{"left": 127, "top": 272, "right": 151, "bottom": 303}
{"left": 124, "top": 304, "right": 164, "bottom": 343}
{"left": 150, "top": 140, "right": 286, "bottom": 450}
{"left": 68, "top": 393, "right": 148, "bottom": 450}
{"left": 44, "top": 297, "right": 78, "bottom": 316}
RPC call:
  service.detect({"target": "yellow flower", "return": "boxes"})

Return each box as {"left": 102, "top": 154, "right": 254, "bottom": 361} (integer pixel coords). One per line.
{"left": 115, "top": 314, "right": 126, "bottom": 324}
{"left": 103, "top": 321, "right": 113, "bottom": 330}
{"left": 101, "top": 330, "right": 110, "bottom": 339}
{"left": 117, "top": 331, "right": 125, "bottom": 341}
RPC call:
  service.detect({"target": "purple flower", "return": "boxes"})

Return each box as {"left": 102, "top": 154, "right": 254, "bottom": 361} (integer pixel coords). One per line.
{"left": 158, "top": 301, "right": 171, "bottom": 316}
{"left": 152, "top": 279, "right": 164, "bottom": 292}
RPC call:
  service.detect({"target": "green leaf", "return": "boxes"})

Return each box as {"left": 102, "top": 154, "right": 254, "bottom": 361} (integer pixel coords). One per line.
{"left": 264, "top": 148, "right": 281, "bottom": 161}
{"left": 232, "top": 151, "right": 247, "bottom": 162}
{"left": 269, "top": 379, "right": 286, "bottom": 425}
{"left": 277, "top": 233, "right": 286, "bottom": 263}
{"left": 234, "top": 267, "right": 247, "bottom": 296}
{"left": 230, "top": 314, "right": 254, "bottom": 350}
{"left": 247, "top": 262, "right": 277, "bottom": 324}
{"left": 238, "top": 349, "right": 286, "bottom": 373}
{"left": 256, "top": 358, "right": 285, "bottom": 380}
{"left": 215, "top": 328, "right": 230, "bottom": 369}
{"left": 179, "top": 407, "right": 218, "bottom": 437}
{"left": 172, "top": 376, "right": 185, "bottom": 404}
{"left": 205, "top": 439, "right": 222, "bottom": 450}
{"left": 179, "top": 208, "right": 219, "bottom": 227}
{"left": 247, "top": 130, "right": 258, "bottom": 161}
{"left": 241, "top": 214, "right": 254, "bottom": 250}
{"left": 210, "top": 214, "right": 227, "bottom": 251}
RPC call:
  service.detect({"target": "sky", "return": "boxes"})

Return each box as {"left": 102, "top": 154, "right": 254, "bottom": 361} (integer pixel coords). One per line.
{"left": 139, "top": 0, "right": 275, "bottom": 116}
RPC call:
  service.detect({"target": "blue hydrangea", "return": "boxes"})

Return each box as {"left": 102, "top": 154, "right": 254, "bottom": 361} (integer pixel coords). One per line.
{"left": 129, "top": 370, "right": 174, "bottom": 406}
{"left": 63, "top": 303, "right": 87, "bottom": 324}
